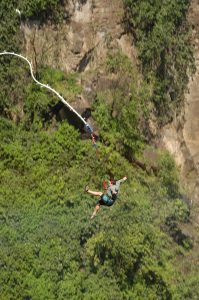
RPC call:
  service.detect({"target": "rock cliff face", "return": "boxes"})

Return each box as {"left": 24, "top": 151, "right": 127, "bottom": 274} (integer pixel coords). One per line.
{"left": 21, "top": 0, "right": 199, "bottom": 206}
{"left": 160, "top": 0, "right": 199, "bottom": 207}
{"left": 21, "top": 0, "right": 136, "bottom": 129}
{"left": 21, "top": 0, "right": 136, "bottom": 72}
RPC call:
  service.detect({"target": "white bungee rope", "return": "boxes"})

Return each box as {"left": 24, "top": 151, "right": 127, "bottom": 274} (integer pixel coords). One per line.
{"left": 0, "top": 51, "right": 96, "bottom": 143}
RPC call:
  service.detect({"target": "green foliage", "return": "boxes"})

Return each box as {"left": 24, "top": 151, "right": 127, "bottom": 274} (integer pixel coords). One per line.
{"left": 172, "top": 199, "right": 190, "bottom": 223}
{"left": 0, "top": 1, "right": 25, "bottom": 116}
{"left": 38, "top": 66, "right": 82, "bottom": 98}
{"left": 0, "top": 58, "right": 82, "bottom": 127}
{"left": 92, "top": 93, "right": 143, "bottom": 156}
{"left": 92, "top": 52, "right": 148, "bottom": 159}
{"left": 0, "top": 1, "right": 20, "bottom": 51}
{"left": 86, "top": 208, "right": 177, "bottom": 299}
{"left": 124, "top": 0, "right": 195, "bottom": 123}
{"left": 0, "top": 115, "right": 196, "bottom": 299}
{"left": 157, "top": 151, "right": 179, "bottom": 198}
{"left": 106, "top": 50, "right": 135, "bottom": 74}
{"left": 179, "top": 271, "right": 199, "bottom": 300}
{"left": 0, "top": 0, "right": 67, "bottom": 117}
{"left": 18, "top": 0, "right": 65, "bottom": 23}
{"left": 24, "top": 66, "right": 82, "bottom": 127}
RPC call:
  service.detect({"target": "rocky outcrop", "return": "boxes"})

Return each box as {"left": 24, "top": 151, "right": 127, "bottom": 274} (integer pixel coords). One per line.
{"left": 21, "top": 0, "right": 136, "bottom": 73}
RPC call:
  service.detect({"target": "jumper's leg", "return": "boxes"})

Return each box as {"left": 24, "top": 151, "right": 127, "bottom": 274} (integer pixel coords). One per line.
{"left": 91, "top": 204, "right": 100, "bottom": 219}
{"left": 87, "top": 189, "right": 103, "bottom": 197}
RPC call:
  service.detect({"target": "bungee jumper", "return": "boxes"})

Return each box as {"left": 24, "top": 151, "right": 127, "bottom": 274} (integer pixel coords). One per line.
{"left": 85, "top": 176, "right": 127, "bottom": 219}
{"left": 0, "top": 51, "right": 97, "bottom": 146}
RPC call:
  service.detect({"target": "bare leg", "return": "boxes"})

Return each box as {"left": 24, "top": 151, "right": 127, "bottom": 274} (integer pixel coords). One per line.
{"left": 91, "top": 204, "right": 100, "bottom": 219}
{"left": 87, "top": 190, "right": 103, "bottom": 197}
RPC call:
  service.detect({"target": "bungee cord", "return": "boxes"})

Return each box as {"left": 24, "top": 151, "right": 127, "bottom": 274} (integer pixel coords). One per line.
{"left": 0, "top": 51, "right": 96, "bottom": 145}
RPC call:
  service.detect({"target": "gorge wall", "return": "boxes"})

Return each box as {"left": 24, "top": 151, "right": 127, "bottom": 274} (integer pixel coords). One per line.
{"left": 21, "top": 0, "right": 136, "bottom": 128}
{"left": 160, "top": 0, "right": 199, "bottom": 210}
{"left": 20, "top": 0, "right": 199, "bottom": 207}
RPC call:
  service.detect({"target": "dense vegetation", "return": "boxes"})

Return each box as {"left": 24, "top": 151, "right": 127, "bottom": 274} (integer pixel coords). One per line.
{"left": 0, "top": 0, "right": 199, "bottom": 299}
{"left": 124, "top": 0, "right": 195, "bottom": 124}
{"left": 0, "top": 114, "right": 195, "bottom": 300}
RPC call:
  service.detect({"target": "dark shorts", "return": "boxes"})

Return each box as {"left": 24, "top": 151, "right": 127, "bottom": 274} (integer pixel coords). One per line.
{"left": 98, "top": 194, "right": 114, "bottom": 207}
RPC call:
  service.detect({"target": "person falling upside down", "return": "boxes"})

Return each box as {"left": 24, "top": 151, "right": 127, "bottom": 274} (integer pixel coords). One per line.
{"left": 85, "top": 176, "right": 127, "bottom": 219}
